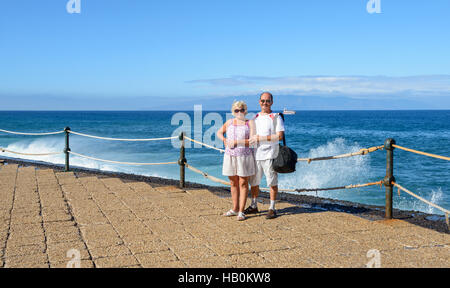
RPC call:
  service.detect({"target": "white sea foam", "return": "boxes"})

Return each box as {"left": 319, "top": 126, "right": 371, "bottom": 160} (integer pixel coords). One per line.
{"left": 427, "top": 188, "right": 445, "bottom": 214}
{"left": 280, "top": 138, "right": 371, "bottom": 198}
{"left": 4, "top": 137, "right": 123, "bottom": 172}
{"left": 396, "top": 187, "right": 447, "bottom": 215}
{"left": 1, "top": 136, "right": 179, "bottom": 181}
{"left": 4, "top": 137, "right": 65, "bottom": 164}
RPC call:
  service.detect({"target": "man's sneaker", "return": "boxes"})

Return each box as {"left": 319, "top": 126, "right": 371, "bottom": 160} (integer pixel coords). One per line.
{"left": 244, "top": 206, "right": 259, "bottom": 214}
{"left": 266, "top": 209, "right": 277, "bottom": 219}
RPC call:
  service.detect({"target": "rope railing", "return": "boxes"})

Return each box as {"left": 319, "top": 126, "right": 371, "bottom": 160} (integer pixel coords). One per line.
{"left": 261, "top": 180, "right": 384, "bottom": 193}
{"left": 68, "top": 151, "right": 177, "bottom": 166}
{"left": 297, "top": 146, "right": 384, "bottom": 163}
{"left": 0, "top": 147, "right": 63, "bottom": 156}
{"left": 185, "top": 163, "right": 231, "bottom": 186}
{"left": 0, "top": 128, "right": 65, "bottom": 136}
{"left": 392, "top": 144, "right": 450, "bottom": 161}
{"left": 182, "top": 136, "right": 384, "bottom": 162}
{"left": 185, "top": 162, "right": 384, "bottom": 194}
{"left": 69, "top": 130, "right": 178, "bottom": 142}
{"left": 183, "top": 136, "right": 225, "bottom": 153}
{"left": 1, "top": 126, "right": 449, "bottom": 225}
{"left": 393, "top": 182, "right": 449, "bottom": 227}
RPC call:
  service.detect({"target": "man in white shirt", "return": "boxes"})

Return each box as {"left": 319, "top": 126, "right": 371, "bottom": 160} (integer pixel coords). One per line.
{"left": 247, "top": 92, "right": 285, "bottom": 219}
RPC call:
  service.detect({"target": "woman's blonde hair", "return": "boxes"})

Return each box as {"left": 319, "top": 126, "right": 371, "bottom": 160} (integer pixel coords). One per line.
{"left": 231, "top": 100, "right": 248, "bottom": 115}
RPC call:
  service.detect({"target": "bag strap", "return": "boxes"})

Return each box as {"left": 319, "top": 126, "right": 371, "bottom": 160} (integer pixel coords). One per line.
{"left": 273, "top": 113, "right": 286, "bottom": 146}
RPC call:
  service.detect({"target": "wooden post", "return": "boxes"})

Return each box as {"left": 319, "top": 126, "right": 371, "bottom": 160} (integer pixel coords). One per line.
{"left": 178, "top": 132, "right": 186, "bottom": 188}
{"left": 64, "top": 127, "right": 71, "bottom": 172}
{"left": 384, "top": 138, "right": 396, "bottom": 219}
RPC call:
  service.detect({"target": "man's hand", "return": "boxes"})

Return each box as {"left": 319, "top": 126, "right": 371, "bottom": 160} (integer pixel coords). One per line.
{"left": 249, "top": 135, "right": 259, "bottom": 145}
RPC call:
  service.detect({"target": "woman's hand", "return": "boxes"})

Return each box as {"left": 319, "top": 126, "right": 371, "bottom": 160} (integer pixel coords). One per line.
{"left": 225, "top": 139, "right": 236, "bottom": 148}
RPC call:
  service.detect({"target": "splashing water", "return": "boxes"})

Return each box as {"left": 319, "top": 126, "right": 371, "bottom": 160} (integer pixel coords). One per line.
{"left": 4, "top": 137, "right": 123, "bottom": 172}
{"left": 395, "top": 187, "right": 447, "bottom": 215}
{"left": 279, "top": 138, "right": 371, "bottom": 198}
{"left": 427, "top": 188, "right": 445, "bottom": 214}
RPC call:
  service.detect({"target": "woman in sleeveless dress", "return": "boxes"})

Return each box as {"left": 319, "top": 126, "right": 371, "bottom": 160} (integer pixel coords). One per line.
{"left": 216, "top": 101, "right": 256, "bottom": 221}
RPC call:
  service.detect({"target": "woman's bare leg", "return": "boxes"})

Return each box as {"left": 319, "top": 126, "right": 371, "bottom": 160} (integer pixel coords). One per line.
{"left": 238, "top": 176, "right": 249, "bottom": 212}
{"left": 229, "top": 176, "right": 240, "bottom": 212}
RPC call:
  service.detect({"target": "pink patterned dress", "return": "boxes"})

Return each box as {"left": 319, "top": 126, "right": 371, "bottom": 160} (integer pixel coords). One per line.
{"left": 222, "top": 119, "right": 256, "bottom": 177}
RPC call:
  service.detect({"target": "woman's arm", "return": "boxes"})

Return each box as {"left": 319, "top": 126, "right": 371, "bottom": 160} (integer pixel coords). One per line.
{"left": 217, "top": 119, "right": 233, "bottom": 148}
{"left": 235, "top": 119, "right": 255, "bottom": 148}
{"left": 235, "top": 138, "right": 250, "bottom": 147}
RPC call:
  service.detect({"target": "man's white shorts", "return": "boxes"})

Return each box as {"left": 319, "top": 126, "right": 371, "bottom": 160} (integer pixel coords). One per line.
{"left": 249, "top": 159, "right": 278, "bottom": 187}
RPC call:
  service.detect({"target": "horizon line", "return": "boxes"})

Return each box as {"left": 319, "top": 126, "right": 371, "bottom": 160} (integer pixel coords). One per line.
{"left": 1, "top": 109, "right": 450, "bottom": 112}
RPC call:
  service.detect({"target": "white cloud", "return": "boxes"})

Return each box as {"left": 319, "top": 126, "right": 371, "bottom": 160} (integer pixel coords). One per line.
{"left": 187, "top": 75, "right": 450, "bottom": 98}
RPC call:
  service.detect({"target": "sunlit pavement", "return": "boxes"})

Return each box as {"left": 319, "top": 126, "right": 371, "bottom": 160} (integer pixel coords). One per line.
{"left": 0, "top": 164, "right": 448, "bottom": 268}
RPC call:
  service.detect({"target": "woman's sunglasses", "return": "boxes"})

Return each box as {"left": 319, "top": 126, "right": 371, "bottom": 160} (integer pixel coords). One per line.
{"left": 234, "top": 108, "right": 246, "bottom": 113}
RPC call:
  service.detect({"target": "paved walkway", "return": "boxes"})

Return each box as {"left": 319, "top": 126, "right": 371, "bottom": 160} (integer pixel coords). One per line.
{"left": 0, "top": 164, "right": 448, "bottom": 268}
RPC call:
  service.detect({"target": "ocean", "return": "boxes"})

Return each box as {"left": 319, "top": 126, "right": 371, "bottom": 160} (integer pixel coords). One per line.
{"left": 0, "top": 110, "right": 449, "bottom": 215}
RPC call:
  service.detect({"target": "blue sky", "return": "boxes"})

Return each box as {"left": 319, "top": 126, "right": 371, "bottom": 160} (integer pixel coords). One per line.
{"left": 1, "top": 0, "right": 450, "bottom": 109}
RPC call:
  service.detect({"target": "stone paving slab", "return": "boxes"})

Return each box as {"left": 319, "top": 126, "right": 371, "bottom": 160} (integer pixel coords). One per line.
{"left": 0, "top": 164, "right": 449, "bottom": 268}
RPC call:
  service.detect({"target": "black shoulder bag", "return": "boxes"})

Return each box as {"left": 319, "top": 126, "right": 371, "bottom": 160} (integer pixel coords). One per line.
{"left": 272, "top": 113, "right": 298, "bottom": 174}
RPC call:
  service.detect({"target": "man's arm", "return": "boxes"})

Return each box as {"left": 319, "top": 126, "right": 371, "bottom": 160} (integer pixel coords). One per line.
{"left": 253, "top": 131, "right": 283, "bottom": 144}
{"left": 250, "top": 114, "right": 284, "bottom": 144}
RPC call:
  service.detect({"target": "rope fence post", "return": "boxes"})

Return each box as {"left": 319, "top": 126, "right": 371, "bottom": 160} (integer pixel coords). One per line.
{"left": 384, "top": 138, "right": 396, "bottom": 219}
{"left": 64, "top": 127, "right": 71, "bottom": 172}
{"left": 178, "top": 132, "right": 186, "bottom": 188}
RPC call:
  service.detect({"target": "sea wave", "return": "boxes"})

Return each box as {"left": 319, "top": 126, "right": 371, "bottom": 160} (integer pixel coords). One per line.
{"left": 280, "top": 138, "right": 371, "bottom": 196}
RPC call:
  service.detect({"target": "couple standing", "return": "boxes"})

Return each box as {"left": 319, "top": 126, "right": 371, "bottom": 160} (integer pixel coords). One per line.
{"left": 217, "top": 92, "right": 285, "bottom": 221}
